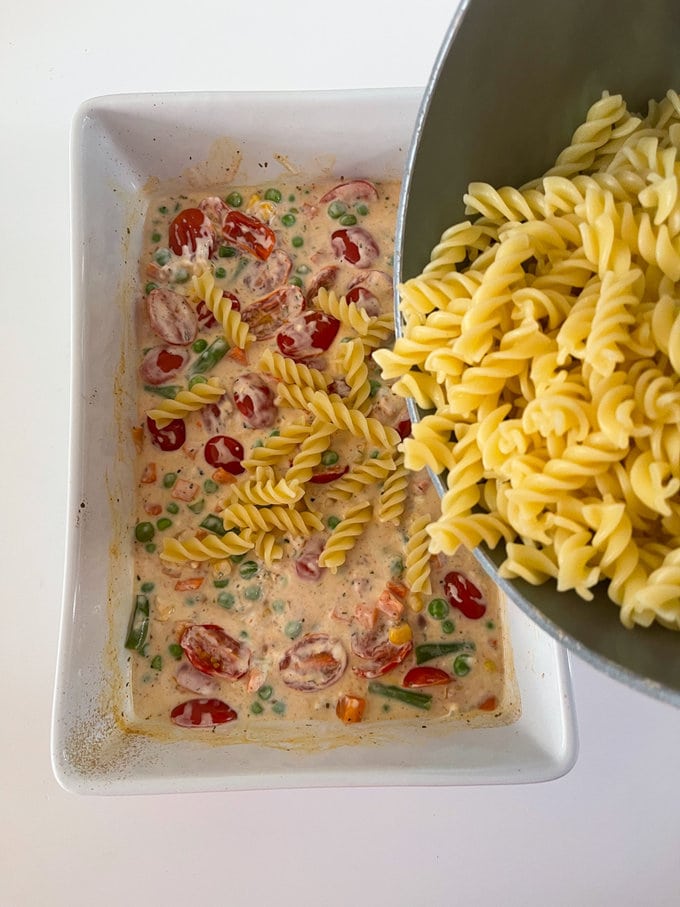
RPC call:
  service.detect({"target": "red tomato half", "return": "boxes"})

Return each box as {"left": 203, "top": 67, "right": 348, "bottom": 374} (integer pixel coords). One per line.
{"left": 146, "top": 288, "right": 198, "bottom": 346}
{"left": 444, "top": 571, "right": 487, "bottom": 620}
{"left": 180, "top": 624, "right": 251, "bottom": 679}
{"left": 345, "top": 285, "right": 381, "bottom": 316}
{"left": 243, "top": 249, "right": 292, "bottom": 296}
{"left": 403, "top": 666, "right": 452, "bottom": 688}
{"left": 146, "top": 415, "right": 186, "bottom": 452}
{"left": 169, "top": 208, "right": 216, "bottom": 257}
{"left": 139, "top": 346, "right": 189, "bottom": 385}
{"left": 232, "top": 373, "right": 277, "bottom": 428}
{"left": 319, "top": 179, "right": 379, "bottom": 204}
{"left": 222, "top": 210, "right": 276, "bottom": 260}
{"left": 331, "top": 227, "right": 379, "bottom": 268}
{"left": 276, "top": 311, "right": 340, "bottom": 362}
{"left": 279, "top": 634, "right": 348, "bottom": 691}
{"left": 170, "top": 698, "right": 237, "bottom": 728}
{"left": 351, "top": 622, "right": 412, "bottom": 678}
{"left": 305, "top": 265, "right": 339, "bottom": 302}
{"left": 204, "top": 435, "right": 245, "bottom": 475}
{"left": 241, "top": 285, "right": 305, "bottom": 340}
{"left": 396, "top": 419, "right": 412, "bottom": 440}
{"left": 295, "top": 536, "right": 326, "bottom": 581}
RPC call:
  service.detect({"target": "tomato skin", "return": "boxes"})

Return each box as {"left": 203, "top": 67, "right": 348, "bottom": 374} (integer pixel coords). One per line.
{"left": 222, "top": 210, "right": 276, "bottom": 260}
{"left": 196, "top": 300, "right": 218, "bottom": 329}
{"left": 147, "top": 287, "right": 198, "bottom": 345}
{"left": 170, "top": 698, "right": 237, "bottom": 728}
{"left": 243, "top": 249, "right": 292, "bottom": 296}
{"left": 279, "top": 633, "right": 348, "bottom": 691}
{"left": 146, "top": 415, "right": 186, "bottom": 452}
{"left": 139, "top": 346, "right": 189, "bottom": 384}
{"left": 403, "top": 666, "right": 452, "bottom": 688}
{"left": 169, "top": 208, "right": 216, "bottom": 257}
{"left": 309, "top": 466, "right": 349, "bottom": 484}
{"left": 180, "top": 624, "right": 251, "bottom": 679}
{"left": 444, "top": 571, "right": 487, "bottom": 620}
{"left": 232, "top": 373, "right": 277, "bottom": 428}
{"left": 295, "top": 536, "right": 326, "bottom": 581}
{"left": 336, "top": 694, "right": 366, "bottom": 724}
{"left": 319, "top": 179, "right": 379, "bottom": 204}
{"left": 276, "top": 311, "right": 340, "bottom": 362}
{"left": 396, "top": 419, "right": 412, "bottom": 440}
{"left": 345, "top": 285, "right": 381, "bottom": 316}
{"left": 331, "top": 227, "right": 379, "bottom": 268}
{"left": 305, "top": 265, "right": 339, "bottom": 302}
{"left": 351, "top": 621, "right": 413, "bottom": 679}
{"left": 242, "top": 285, "right": 305, "bottom": 340}
{"left": 204, "top": 435, "right": 245, "bottom": 475}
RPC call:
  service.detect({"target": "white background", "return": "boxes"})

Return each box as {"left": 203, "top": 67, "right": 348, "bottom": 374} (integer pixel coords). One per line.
{"left": 2, "top": 1, "right": 679, "bottom": 904}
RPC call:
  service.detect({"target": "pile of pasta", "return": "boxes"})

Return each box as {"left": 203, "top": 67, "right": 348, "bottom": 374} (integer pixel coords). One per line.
{"left": 374, "top": 90, "right": 680, "bottom": 630}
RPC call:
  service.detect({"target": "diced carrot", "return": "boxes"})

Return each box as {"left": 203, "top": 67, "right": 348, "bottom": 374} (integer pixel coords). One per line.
{"left": 195, "top": 528, "right": 208, "bottom": 541}
{"left": 172, "top": 478, "right": 198, "bottom": 502}
{"left": 386, "top": 581, "right": 408, "bottom": 601}
{"left": 140, "top": 463, "right": 157, "bottom": 484}
{"left": 144, "top": 502, "right": 162, "bottom": 516}
{"left": 247, "top": 667, "right": 266, "bottom": 694}
{"left": 131, "top": 426, "right": 144, "bottom": 454}
{"left": 212, "top": 468, "right": 237, "bottom": 485}
{"left": 478, "top": 696, "right": 498, "bottom": 711}
{"left": 228, "top": 346, "right": 248, "bottom": 365}
{"left": 174, "top": 577, "right": 204, "bottom": 591}
{"left": 145, "top": 262, "right": 167, "bottom": 281}
{"left": 354, "top": 601, "right": 378, "bottom": 629}
{"left": 376, "top": 589, "right": 404, "bottom": 621}
{"left": 183, "top": 445, "right": 198, "bottom": 461}
{"left": 336, "top": 694, "right": 366, "bottom": 724}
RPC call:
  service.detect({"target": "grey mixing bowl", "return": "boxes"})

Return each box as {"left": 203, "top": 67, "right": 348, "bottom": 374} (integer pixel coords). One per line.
{"left": 396, "top": 0, "right": 680, "bottom": 706}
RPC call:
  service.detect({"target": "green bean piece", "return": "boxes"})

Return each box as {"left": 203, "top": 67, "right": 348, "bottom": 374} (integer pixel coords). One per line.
{"left": 144, "top": 384, "right": 180, "bottom": 399}
{"left": 339, "top": 214, "right": 357, "bottom": 226}
{"left": 258, "top": 685, "right": 273, "bottom": 701}
{"left": 166, "top": 501, "right": 180, "bottom": 515}
{"left": 368, "top": 682, "right": 432, "bottom": 710}
{"left": 226, "top": 192, "right": 242, "bottom": 208}
{"left": 168, "top": 643, "right": 183, "bottom": 660}
{"left": 453, "top": 654, "right": 472, "bottom": 677}
{"left": 280, "top": 213, "right": 296, "bottom": 227}
{"left": 154, "top": 248, "right": 171, "bottom": 266}
{"left": 163, "top": 472, "right": 177, "bottom": 488}
{"left": 321, "top": 450, "right": 339, "bottom": 466}
{"left": 156, "top": 517, "right": 172, "bottom": 531}
{"left": 264, "top": 188, "right": 282, "bottom": 203}
{"left": 428, "top": 597, "right": 449, "bottom": 620}
{"left": 239, "top": 560, "right": 259, "bottom": 579}
{"left": 415, "top": 641, "right": 476, "bottom": 665}
{"left": 190, "top": 337, "right": 229, "bottom": 375}
{"left": 135, "top": 521, "right": 155, "bottom": 543}
{"left": 327, "top": 201, "right": 346, "bottom": 219}
{"left": 187, "top": 498, "right": 205, "bottom": 514}
{"left": 219, "top": 244, "right": 237, "bottom": 257}
{"left": 124, "top": 594, "right": 150, "bottom": 652}
{"left": 217, "top": 592, "right": 235, "bottom": 609}
{"left": 150, "top": 655, "right": 162, "bottom": 671}
{"left": 200, "top": 514, "right": 226, "bottom": 536}
{"left": 144, "top": 281, "right": 158, "bottom": 294}
{"left": 192, "top": 338, "right": 208, "bottom": 353}
{"left": 214, "top": 266, "right": 227, "bottom": 279}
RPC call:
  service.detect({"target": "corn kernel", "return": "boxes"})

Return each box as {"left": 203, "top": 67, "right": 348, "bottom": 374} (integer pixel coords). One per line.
{"left": 388, "top": 623, "right": 413, "bottom": 645}
{"left": 484, "top": 659, "right": 498, "bottom": 673}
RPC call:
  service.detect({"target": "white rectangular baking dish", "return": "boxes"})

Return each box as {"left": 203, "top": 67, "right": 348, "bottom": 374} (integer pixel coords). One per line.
{"left": 52, "top": 89, "right": 577, "bottom": 794}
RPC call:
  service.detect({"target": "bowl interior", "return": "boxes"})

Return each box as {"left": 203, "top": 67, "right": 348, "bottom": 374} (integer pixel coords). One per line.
{"left": 397, "top": 0, "right": 680, "bottom": 706}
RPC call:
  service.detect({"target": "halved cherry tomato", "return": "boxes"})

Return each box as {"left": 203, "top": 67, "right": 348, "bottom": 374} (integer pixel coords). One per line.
{"left": 146, "top": 415, "right": 186, "bottom": 452}
{"left": 276, "top": 311, "right": 340, "bottom": 362}
{"left": 170, "top": 698, "right": 237, "bottom": 728}
{"left": 139, "top": 345, "right": 190, "bottom": 385}
{"left": 198, "top": 195, "right": 229, "bottom": 224}
{"left": 319, "top": 179, "right": 379, "bottom": 204}
{"left": 222, "top": 210, "right": 276, "bottom": 260}
{"left": 403, "top": 666, "right": 452, "bottom": 688}
{"left": 175, "top": 663, "right": 221, "bottom": 697}
{"left": 444, "top": 571, "right": 487, "bottom": 620}
{"left": 147, "top": 287, "right": 198, "bottom": 345}
{"left": 396, "top": 419, "right": 412, "bottom": 440}
{"left": 232, "top": 373, "right": 277, "bottom": 428}
{"left": 351, "top": 621, "right": 412, "bottom": 678}
{"left": 204, "top": 435, "right": 245, "bottom": 475}
{"left": 336, "top": 693, "right": 366, "bottom": 724}
{"left": 169, "top": 208, "right": 216, "bottom": 257}
{"left": 309, "top": 465, "right": 349, "bottom": 485}
{"left": 305, "top": 265, "right": 338, "bottom": 302}
{"left": 180, "top": 624, "right": 251, "bottom": 679}
{"left": 200, "top": 403, "right": 223, "bottom": 435}
{"left": 295, "top": 536, "right": 326, "bottom": 581}
{"left": 243, "top": 249, "right": 292, "bottom": 296}
{"left": 242, "top": 285, "right": 305, "bottom": 340}
{"left": 279, "top": 633, "right": 348, "bottom": 691}
{"left": 331, "top": 227, "right": 379, "bottom": 268}
{"left": 345, "top": 285, "right": 380, "bottom": 316}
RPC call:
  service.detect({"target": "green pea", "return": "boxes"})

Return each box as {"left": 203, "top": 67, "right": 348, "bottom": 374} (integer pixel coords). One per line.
{"left": 453, "top": 654, "right": 472, "bottom": 677}
{"left": 156, "top": 517, "right": 172, "bottom": 531}
{"left": 217, "top": 592, "right": 235, "bottom": 609}
{"left": 144, "top": 281, "right": 158, "bottom": 294}
{"left": 428, "top": 597, "right": 449, "bottom": 620}
{"left": 251, "top": 701, "right": 264, "bottom": 715}
{"left": 244, "top": 585, "right": 262, "bottom": 601}
{"left": 252, "top": 439, "right": 264, "bottom": 448}
{"left": 356, "top": 204, "right": 369, "bottom": 216}
{"left": 188, "top": 375, "right": 208, "bottom": 389}
{"left": 158, "top": 205, "right": 168, "bottom": 214}
{"left": 486, "top": 620, "right": 496, "bottom": 630}
{"left": 339, "top": 214, "right": 357, "bottom": 226}
{"left": 135, "top": 521, "right": 155, "bottom": 543}
{"left": 226, "top": 192, "right": 242, "bottom": 207}
{"left": 272, "top": 701, "right": 286, "bottom": 715}
{"left": 296, "top": 264, "right": 311, "bottom": 274}
{"left": 166, "top": 501, "right": 180, "bottom": 515}
{"left": 145, "top": 542, "right": 157, "bottom": 553}
{"left": 328, "top": 201, "right": 346, "bottom": 219}
{"left": 200, "top": 514, "right": 226, "bottom": 536}
{"left": 213, "top": 578, "right": 230, "bottom": 589}
{"left": 230, "top": 553, "right": 246, "bottom": 564}
{"left": 203, "top": 479, "right": 218, "bottom": 494}
{"left": 289, "top": 276, "right": 303, "bottom": 288}
{"left": 292, "top": 236, "right": 304, "bottom": 248}
{"left": 163, "top": 472, "right": 177, "bottom": 488}
{"left": 269, "top": 429, "right": 281, "bottom": 437}
{"left": 215, "top": 266, "right": 227, "bottom": 279}
{"left": 192, "top": 338, "right": 208, "bottom": 353}
{"left": 369, "top": 379, "right": 382, "bottom": 397}
{"left": 288, "top": 194, "right": 296, "bottom": 202}
{"left": 280, "top": 213, "right": 296, "bottom": 227}
{"left": 187, "top": 498, "right": 205, "bottom": 514}
{"left": 272, "top": 599, "right": 286, "bottom": 613}
{"left": 168, "top": 643, "right": 183, "bottom": 660}
{"left": 441, "top": 619, "right": 456, "bottom": 635}
{"left": 219, "top": 244, "right": 237, "bottom": 257}
{"left": 321, "top": 450, "right": 339, "bottom": 466}
{"left": 327, "top": 515, "right": 341, "bottom": 530}
{"left": 258, "top": 685, "right": 273, "bottom": 701}
{"left": 264, "top": 188, "right": 282, "bottom": 203}
{"left": 150, "top": 655, "right": 162, "bottom": 670}
{"left": 174, "top": 267, "right": 190, "bottom": 284}
{"left": 151, "top": 231, "right": 162, "bottom": 243}
{"left": 285, "top": 620, "right": 302, "bottom": 639}
{"left": 140, "top": 581, "right": 155, "bottom": 593}
{"left": 369, "top": 449, "right": 380, "bottom": 459}
{"left": 154, "top": 248, "right": 171, "bottom": 266}
{"left": 390, "top": 557, "right": 404, "bottom": 578}
{"left": 239, "top": 560, "right": 259, "bottom": 579}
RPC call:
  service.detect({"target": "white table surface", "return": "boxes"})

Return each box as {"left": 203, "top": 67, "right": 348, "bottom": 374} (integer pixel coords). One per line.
{"left": 3, "top": 1, "right": 679, "bottom": 904}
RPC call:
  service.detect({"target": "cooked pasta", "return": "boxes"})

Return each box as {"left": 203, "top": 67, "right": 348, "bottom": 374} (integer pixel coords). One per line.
{"left": 221, "top": 503, "right": 324, "bottom": 536}
{"left": 404, "top": 514, "right": 432, "bottom": 612}
{"left": 258, "top": 348, "right": 328, "bottom": 392}
{"left": 326, "top": 452, "right": 396, "bottom": 502}
{"left": 161, "top": 532, "right": 254, "bottom": 563}
{"left": 315, "top": 287, "right": 373, "bottom": 335}
{"left": 318, "top": 500, "right": 373, "bottom": 573}
{"left": 192, "top": 269, "right": 252, "bottom": 349}
{"left": 147, "top": 377, "right": 224, "bottom": 428}
{"left": 375, "top": 88, "right": 680, "bottom": 629}
{"left": 306, "top": 391, "right": 400, "bottom": 450}
{"left": 377, "top": 453, "right": 408, "bottom": 524}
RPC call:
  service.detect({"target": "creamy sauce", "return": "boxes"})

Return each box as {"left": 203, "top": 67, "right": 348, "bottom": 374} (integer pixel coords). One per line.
{"left": 128, "top": 176, "right": 516, "bottom": 733}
